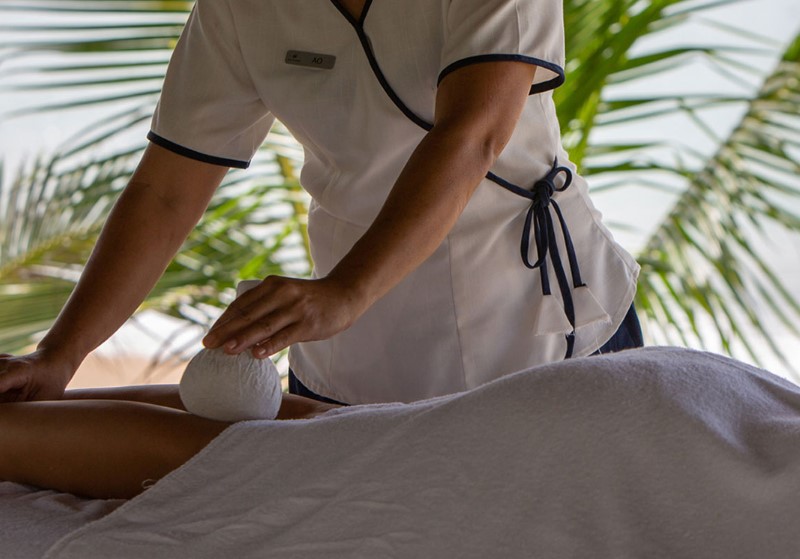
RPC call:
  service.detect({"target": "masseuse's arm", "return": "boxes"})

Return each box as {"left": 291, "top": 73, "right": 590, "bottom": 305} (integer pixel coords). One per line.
{"left": 204, "top": 61, "right": 536, "bottom": 357}
{"left": 0, "top": 145, "right": 227, "bottom": 401}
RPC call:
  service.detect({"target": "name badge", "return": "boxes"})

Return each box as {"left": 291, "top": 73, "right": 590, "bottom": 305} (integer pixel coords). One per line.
{"left": 285, "top": 50, "right": 336, "bottom": 70}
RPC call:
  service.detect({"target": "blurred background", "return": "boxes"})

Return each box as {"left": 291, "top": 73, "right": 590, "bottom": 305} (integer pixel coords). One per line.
{"left": 1, "top": 0, "right": 799, "bottom": 388}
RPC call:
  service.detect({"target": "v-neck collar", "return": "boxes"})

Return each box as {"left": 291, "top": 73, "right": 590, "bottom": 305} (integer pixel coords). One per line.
{"left": 329, "top": 0, "right": 374, "bottom": 27}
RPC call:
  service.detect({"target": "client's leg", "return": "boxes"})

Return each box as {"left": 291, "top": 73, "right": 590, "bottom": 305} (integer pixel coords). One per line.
{"left": 63, "top": 384, "right": 187, "bottom": 410}
{"left": 62, "top": 385, "right": 342, "bottom": 420}
{"left": 0, "top": 399, "right": 229, "bottom": 499}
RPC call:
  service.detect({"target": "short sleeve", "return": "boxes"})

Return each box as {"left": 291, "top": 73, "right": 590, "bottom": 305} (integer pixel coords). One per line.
{"left": 148, "top": 0, "right": 274, "bottom": 169}
{"left": 438, "top": 0, "right": 566, "bottom": 95}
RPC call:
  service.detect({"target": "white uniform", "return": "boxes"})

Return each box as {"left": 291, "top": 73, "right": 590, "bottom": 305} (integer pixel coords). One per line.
{"left": 150, "top": 0, "right": 640, "bottom": 404}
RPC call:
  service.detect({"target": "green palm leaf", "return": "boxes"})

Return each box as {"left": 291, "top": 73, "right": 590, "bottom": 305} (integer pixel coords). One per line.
{"left": 0, "top": 124, "right": 309, "bottom": 354}
{"left": 634, "top": 34, "right": 800, "bottom": 369}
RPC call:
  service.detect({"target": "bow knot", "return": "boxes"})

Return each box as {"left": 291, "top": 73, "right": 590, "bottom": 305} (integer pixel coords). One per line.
{"left": 520, "top": 158, "right": 575, "bottom": 271}
{"left": 532, "top": 161, "right": 572, "bottom": 208}
{"left": 519, "top": 158, "right": 584, "bottom": 359}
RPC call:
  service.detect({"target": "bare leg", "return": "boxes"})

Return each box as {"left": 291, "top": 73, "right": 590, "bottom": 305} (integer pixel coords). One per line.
{"left": 0, "top": 399, "right": 229, "bottom": 500}
{"left": 63, "top": 384, "right": 187, "bottom": 410}
{"left": 61, "top": 385, "right": 342, "bottom": 420}
{"left": 0, "top": 388, "right": 341, "bottom": 499}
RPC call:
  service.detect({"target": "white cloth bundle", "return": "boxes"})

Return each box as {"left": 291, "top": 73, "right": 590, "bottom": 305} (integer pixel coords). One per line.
{"left": 179, "top": 280, "right": 282, "bottom": 422}
{"left": 179, "top": 348, "right": 282, "bottom": 422}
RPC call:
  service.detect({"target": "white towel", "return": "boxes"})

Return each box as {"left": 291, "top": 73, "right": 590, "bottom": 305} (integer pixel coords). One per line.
{"left": 44, "top": 347, "right": 800, "bottom": 558}
{"left": 0, "top": 483, "right": 122, "bottom": 559}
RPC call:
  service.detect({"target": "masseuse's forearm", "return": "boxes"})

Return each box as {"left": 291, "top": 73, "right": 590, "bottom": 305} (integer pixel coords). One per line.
{"left": 327, "top": 123, "right": 498, "bottom": 309}
{"left": 38, "top": 186, "right": 199, "bottom": 368}
{"left": 327, "top": 62, "right": 534, "bottom": 312}
{"left": 37, "top": 146, "right": 224, "bottom": 371}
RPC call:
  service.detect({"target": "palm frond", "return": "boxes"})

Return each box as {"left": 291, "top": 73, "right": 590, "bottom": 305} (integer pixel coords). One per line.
{"left": 0, "top": 1, "right": 189, "bottom": 116}
{"left": 634, "top": 32, "right": 800, "bottom": 371}
{"left": 559, "top": 0, "right": 749, "bottom": 163}
{"left": 0, "top": 122, "right": 309, "bottom": 354}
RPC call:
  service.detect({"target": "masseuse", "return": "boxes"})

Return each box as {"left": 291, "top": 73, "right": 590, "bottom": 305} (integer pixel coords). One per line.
{"left": 0, "top": 0, "right": 641, "bottom": 406}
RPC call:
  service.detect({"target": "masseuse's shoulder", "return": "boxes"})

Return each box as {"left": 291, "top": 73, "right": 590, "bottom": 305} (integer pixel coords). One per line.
{"left": 191, "top": 0, "right": 251, "bottom": 22}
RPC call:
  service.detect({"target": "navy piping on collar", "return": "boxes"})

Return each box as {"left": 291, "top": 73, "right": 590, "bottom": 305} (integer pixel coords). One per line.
{"left": 361, "top": 37, "right": 432, "bottom": 131}
{"left": 330, "top": 1, "right": 431, "bottom": 131}
{"left": 439, "top": 54, "right": 565, "bottom": 95}
{"left": 329, "top": 0, "right": 374, "bottom": 27}
{"left": 147, "top": 132, "right": 250, "bottom": 169}
{"left": 335, "top": 6, "right": 581, "bottom": 358}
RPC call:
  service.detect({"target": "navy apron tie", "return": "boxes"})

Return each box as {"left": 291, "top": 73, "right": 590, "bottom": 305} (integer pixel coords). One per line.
{"left": 519, "top": 158, "right": 583, "bottom": 358}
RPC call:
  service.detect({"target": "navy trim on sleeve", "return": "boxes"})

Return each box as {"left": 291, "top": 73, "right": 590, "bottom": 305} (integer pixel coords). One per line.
{"left": 438, "top": 55, "right": 566, "bottom": 95}
{"left": 147, "top": 131, "right": 250, "bottom": 169}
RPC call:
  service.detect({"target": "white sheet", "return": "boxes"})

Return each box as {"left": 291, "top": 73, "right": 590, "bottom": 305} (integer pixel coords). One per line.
{"left": 30, "top": 347, "right": 800, "bottom": 558}
{"left": 0, "top": 483, "right": 122, "bottom": 559}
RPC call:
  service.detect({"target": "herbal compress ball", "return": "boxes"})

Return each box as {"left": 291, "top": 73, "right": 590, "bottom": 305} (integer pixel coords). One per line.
{"left": 179, "top": 348, "right": 282, "bottom": 422}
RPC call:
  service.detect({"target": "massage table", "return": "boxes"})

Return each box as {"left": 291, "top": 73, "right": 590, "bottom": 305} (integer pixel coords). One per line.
{"left": 2, "top": 347, "right": 800, "bottom": 558}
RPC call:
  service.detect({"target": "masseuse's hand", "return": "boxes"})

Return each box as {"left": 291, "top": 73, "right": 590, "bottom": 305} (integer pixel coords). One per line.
{"left": 202, "top": 275, "right": 365, "bottom": 358}
{"left": 0, "top": 350, "right": 74, "bottom": 403}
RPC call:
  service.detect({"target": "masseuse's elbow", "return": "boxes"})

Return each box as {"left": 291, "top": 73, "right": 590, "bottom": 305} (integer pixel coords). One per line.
{"left": 430, "top": 119, "right": 511, "bottom": 173}
{"left": 481, "top": 131, "right": 511, "bottom": 165}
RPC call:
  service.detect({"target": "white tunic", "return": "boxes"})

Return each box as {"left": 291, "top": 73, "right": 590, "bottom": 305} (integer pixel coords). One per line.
{"left": 150, "top": 0, "right": 640, "bottom": 404}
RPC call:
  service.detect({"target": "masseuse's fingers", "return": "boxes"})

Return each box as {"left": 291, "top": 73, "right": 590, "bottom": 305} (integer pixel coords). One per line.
{"left": 0, "top": 370, "right": 29, "bottom": 403}
{"left": 203, "top": 277, "right": 288, "bottom": 350}
{"left": 221, "top": 309, "right": 298, "bottom": 356}
{"left": 204, "top": 284, "right": 277, "bottom": 348}
{"left": 0, "top": 351, "right": 73, "bottom": 403}
{"left": 251, "top": 322, "right": 305, "bottom": 358}
{"left": 0, "top": 355, "right": 24, "bottom": 400}
{"left": 203, "top": 275, "right": 362, "bottom": 356}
